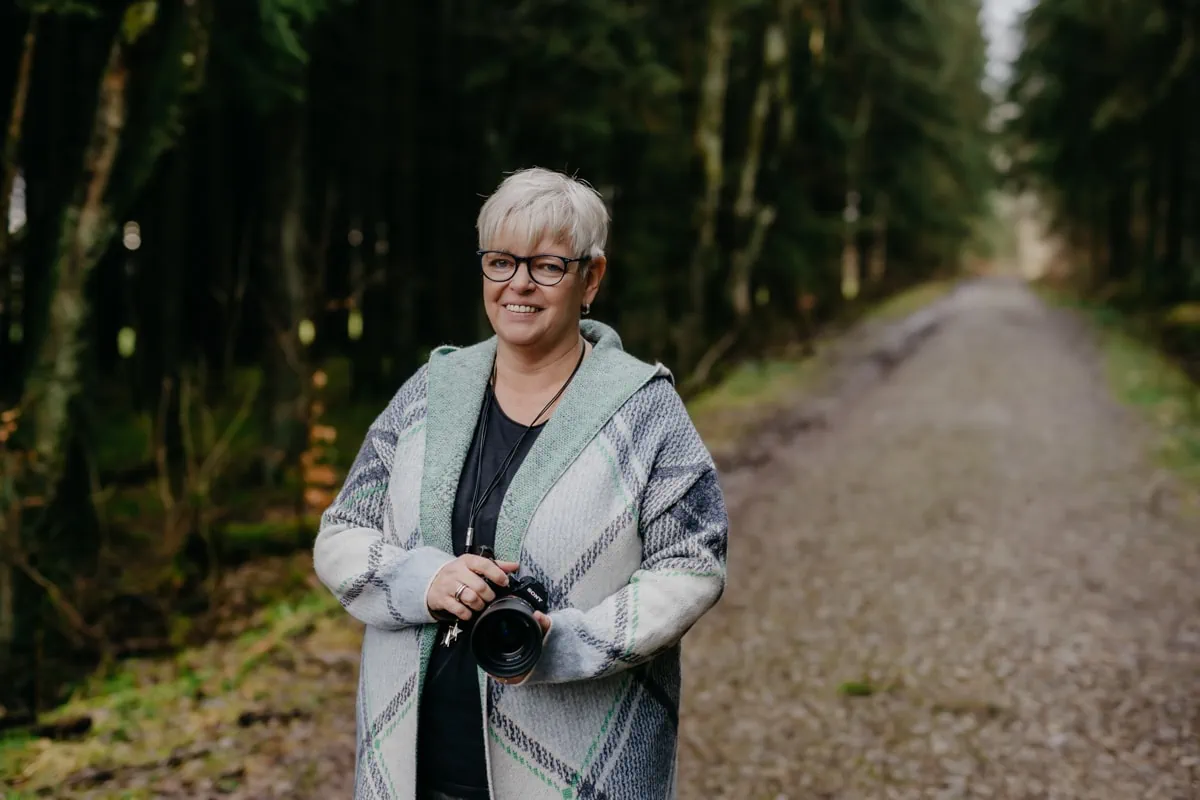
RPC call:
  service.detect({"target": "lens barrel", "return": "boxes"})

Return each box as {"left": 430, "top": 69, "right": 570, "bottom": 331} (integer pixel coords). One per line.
{"left": 470, "top": 596, "right": 544, "bottom": 678}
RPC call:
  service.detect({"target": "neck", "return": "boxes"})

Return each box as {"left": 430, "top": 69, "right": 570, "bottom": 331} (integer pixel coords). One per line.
{"left": 495, "top": 332, "right": 585, "bottom": 392}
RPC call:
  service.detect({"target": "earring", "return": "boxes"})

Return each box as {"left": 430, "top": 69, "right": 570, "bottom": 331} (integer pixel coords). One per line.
{"left": 581, "top": 303, "right": 591, "bottom": 317}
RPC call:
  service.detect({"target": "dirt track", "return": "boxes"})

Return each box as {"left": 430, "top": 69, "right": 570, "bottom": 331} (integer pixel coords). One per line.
{"left": 677, "top": 279, "right": 1200, "bottom": 798}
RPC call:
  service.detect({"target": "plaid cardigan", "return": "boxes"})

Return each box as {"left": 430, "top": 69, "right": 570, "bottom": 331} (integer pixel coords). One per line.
{"left": 314, "top": 320, "right": 729, "bottom": 799}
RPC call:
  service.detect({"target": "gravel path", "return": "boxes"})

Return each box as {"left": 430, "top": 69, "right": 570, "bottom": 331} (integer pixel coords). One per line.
{"left": 678, "top": 279, "right": 1200, "bottom": 799}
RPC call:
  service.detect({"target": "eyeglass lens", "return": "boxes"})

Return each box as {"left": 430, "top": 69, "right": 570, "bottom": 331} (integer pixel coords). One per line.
{"left": 480, "top": 252, "right": 570, "bottom": 286}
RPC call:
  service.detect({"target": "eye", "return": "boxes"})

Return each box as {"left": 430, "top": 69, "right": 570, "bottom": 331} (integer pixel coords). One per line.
{"left": 533, "top": 258, "right": 566, "bottom": 274}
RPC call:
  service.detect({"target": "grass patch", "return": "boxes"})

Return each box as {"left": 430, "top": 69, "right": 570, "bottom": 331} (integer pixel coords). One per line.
{"left": 1099, "top": 326, "right": 1200, "bottom": 486}
{"left": 837, "top": 680, "right": 878, "bottom": 697}
{"left": 0, "top": 587, "right": 358, "bottom": 794}
{"left": 221, "top": 516, "right": 320, "bottom": 561}
{"left": 1044, "top": 288, "right": 1200, "bottom": 491}
{"left": 862, "top": 280, "right": 954, "bottom": 323}
{"left": 686, "top": 354, "right": 824, "bottom": 457}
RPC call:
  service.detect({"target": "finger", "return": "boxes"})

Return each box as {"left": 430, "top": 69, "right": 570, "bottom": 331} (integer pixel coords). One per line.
{"left": 457, "top": 586, "right": 486, "bottom": 612}
{"left": 496, "top": 671, "right": 530, "bottom": 685}
{"left": 458, "top": 572, "right": 496, "bottom": 604}
{"left": 533, "top": 611, "right": 552, "bottom": 635}
{"left": 437, "top": 563, "right": 491, "bottom": 601}
{"left": 445, "top": 572, "right": 491, "bottom": 607}
{"left": 496, "top": 560, "right": 521, "bottom": 573}
{"left": 444, "top": 598, "right": 473, "bottom": 622}
{"left": 463, "top": 555, "right": 511, "bottom": 587}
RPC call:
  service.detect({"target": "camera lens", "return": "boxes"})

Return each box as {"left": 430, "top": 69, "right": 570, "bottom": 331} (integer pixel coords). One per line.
{"left": 492, "top": 619, "right": 523, "bottom": 654}
{"left": 471, "top": 597, "right": 543, "bottom": 679}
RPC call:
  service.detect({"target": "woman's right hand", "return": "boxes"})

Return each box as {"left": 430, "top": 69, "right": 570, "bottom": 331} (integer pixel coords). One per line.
{"left": 427, "top": 555, "right": 521, "bottom": 621}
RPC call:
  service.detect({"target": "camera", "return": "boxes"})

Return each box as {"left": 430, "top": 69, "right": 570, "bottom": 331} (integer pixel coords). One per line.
{"left": 468, "top": 545, "right": 551, "bottom": 679}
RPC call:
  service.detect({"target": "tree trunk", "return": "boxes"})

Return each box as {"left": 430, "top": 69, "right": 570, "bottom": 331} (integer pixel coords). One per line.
{"left": 1162, "top": 86, "right": 1190, "bottom": 302}
{"left": 388, "top": 0, "right": 418, "bottom": 378}
{"left": 18, "top": 0, "right": 208, "bottom": 489}
{"left": 153, "top": 146, "right": 190, "bottom": 505}
{"left": 260, "top": 108, "right": 311, "bottom": 483}
{"left": 0, "top": 30, "right": 130, "bottom": 721}
{"left": 0, "top": 13, "right": 37, "bottom": 273}
{"left": 1142, "top": 138, "right": 1162, "bottom": 287}
{"left": 682, "top": 0, "right": 732, "bottom": 367}
{"left": 22, "top": 37, "right": 128, "bottom": 484}
{"left": 0, "top": 15, "right": 37, "bottom": 658}
{"left": 840, "top": 93, "right": 872, "bottom": 301}
{"left": 729, "top": 8, "right": 789, "bottom": 319}
{"left": 1106, "top": 181, "right": 1132, "bottom": 283}
{"left": 0, "top": 441, "right": 18, "bottom": 658}
{"left": 205, "top": 84, "right": 239, "bottom": 396}
{"left": 868, "top": 192, "right": 888, "bottom": 285}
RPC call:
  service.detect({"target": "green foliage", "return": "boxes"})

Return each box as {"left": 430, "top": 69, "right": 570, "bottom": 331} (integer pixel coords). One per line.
{"left": 1007, "top": 0, "right": 1200, "bottom": 307}
{"left": 21, "top": 0, "right": 99, "bottom": 16}
{"left": 120, "top": 0, "right": 157, "bottom": 44}
{"left": 214, "top": 0, "right": 342, "bottom": 110}
{"left": 0, "top": 0, "right": 997, "bottom": 718}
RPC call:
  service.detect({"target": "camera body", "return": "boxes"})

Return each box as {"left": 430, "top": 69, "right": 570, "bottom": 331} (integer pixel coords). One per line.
{"left": 471, "top": 544, "right": 550, "bottom": 613}
{"left": 484, "top": 572, "right": 550, "bottom": 615}
{"left": 469, "top": 545, "right": 551, "bottom": 679}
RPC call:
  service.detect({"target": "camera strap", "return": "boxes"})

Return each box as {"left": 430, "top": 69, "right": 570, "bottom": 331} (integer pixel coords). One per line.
{"left": 464, "top": 337, "right": 586, "bottom": 553}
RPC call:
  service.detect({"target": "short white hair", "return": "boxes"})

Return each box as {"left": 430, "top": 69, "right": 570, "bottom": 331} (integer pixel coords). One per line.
{"left": 477, "top": 167, "right": 609, "bottom": 260}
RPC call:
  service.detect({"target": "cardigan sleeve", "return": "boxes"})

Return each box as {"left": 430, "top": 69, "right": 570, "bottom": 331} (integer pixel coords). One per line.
{"left": 519, "top": 382, "right": 729, "bottom": 685}
{"left": 313, "top": 364, "right": 455, "bottom": 630}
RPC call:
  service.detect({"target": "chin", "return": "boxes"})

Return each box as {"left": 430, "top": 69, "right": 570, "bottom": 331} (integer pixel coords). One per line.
{"left": 495, "top": 322, "right": 547, "bottom": 348}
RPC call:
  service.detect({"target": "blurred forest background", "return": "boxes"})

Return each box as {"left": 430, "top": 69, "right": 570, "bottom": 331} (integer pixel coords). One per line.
{"left": 0, "top": 0, "right": 1195, "bottom": 748}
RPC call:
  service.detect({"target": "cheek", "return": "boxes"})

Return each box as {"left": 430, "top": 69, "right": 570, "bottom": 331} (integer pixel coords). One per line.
{"left": 482, "top": 281, "right": 502, "bottom": 306}
{"left": 545, "top": 285, "right": 579, "bottom": 314}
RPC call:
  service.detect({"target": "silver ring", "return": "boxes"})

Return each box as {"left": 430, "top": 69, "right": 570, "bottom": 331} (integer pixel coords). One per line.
{"left": 454, "top": 583, "right": 468, "bottom": 603}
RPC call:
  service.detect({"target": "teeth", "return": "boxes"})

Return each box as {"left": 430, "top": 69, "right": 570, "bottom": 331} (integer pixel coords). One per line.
{"left": 506, "top": 304, "right": 540, "bottom": 313}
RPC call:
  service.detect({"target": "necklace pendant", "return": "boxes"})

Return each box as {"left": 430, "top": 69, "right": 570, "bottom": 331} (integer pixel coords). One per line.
{"left": 442, "top": 622, "right": 462, "bottom": 648}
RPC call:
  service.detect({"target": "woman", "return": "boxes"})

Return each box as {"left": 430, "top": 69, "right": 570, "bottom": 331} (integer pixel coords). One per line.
{"left": 314, "top": 167, "right": 729, "bottom": 800}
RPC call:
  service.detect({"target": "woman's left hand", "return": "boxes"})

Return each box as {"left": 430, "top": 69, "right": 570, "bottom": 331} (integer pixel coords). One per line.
{"left": 493, "top": 611, "right": 552, "bottom": 685}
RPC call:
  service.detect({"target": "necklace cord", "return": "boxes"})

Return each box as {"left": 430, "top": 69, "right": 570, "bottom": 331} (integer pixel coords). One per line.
{"left": 464, "top": 338, "right": 587, "bottom": 550}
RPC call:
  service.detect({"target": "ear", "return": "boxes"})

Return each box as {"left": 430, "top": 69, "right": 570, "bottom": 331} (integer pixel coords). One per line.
{"left": 582, "top": 256, "right": 607, "bottom": 305}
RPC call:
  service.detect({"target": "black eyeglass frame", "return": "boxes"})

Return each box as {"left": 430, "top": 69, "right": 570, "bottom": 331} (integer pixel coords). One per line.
{"left": 476, "top": 249, "right": 591, "bottom": 287}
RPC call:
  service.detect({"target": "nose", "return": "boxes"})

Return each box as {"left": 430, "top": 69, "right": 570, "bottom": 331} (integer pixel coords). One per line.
{"left": 508, "top": 261, "right": 536, "bottom": 291}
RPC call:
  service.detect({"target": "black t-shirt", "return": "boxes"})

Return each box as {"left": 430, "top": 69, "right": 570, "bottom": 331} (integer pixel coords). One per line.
{"left": 417, "top": 388, "right": 544, "bottom": 798}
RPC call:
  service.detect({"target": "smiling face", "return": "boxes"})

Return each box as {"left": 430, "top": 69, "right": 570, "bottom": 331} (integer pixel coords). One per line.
{"left": 482, "top": 232, "right": 606, "bottom": 357}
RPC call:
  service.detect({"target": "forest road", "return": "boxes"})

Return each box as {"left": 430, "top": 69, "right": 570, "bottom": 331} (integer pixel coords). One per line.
{"left": 676, "top": 278, "right": 1200, "bottom": 799}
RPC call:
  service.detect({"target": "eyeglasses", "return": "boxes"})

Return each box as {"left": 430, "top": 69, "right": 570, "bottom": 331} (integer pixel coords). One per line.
{"left": 477, "top": 250, "right": 589, "bottom": 287}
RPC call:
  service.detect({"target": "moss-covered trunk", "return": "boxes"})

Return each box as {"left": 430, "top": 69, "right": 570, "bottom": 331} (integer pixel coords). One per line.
{"left": 24, "top": 35, "right": 127, "bottom": 494}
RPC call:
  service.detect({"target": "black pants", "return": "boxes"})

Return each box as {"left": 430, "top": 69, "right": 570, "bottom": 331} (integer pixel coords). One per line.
{"left": 417, "top": 791, "right": 472, "bottom": 800}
